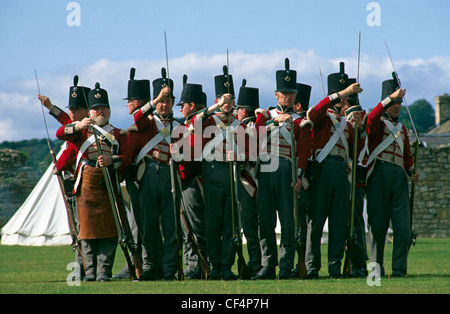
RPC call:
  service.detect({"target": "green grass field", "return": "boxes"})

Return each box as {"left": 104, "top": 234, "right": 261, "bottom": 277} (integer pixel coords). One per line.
{"left": 0, "top": 238, "right": 448, "bottom": 294}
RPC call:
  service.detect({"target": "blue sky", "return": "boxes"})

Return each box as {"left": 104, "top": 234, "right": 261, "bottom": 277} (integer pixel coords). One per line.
{"left": 1, "top": 0, "right": 449, "bottom": 141}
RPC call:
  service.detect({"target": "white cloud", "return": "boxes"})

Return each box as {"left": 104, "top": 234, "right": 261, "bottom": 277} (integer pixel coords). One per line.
{"left": 1, "top": 49, "right": 449, "bottom": 142}
{"left": 0, "top": 119, "right": 16, "bottom": 142}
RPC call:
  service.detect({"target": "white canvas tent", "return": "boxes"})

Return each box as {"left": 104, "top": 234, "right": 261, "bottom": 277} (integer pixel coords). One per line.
{"left": 1, "top": 147, "right": 72, "bottom": 246}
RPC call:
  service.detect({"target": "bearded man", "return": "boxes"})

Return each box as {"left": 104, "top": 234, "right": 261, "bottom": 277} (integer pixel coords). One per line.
{"left": 56, "top": 83, "right": 131, "bottom": 282}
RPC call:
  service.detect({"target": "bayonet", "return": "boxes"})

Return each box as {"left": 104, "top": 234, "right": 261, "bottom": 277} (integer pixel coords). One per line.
{"left": 384, "top": 40, "right": 420, "bottom": 144}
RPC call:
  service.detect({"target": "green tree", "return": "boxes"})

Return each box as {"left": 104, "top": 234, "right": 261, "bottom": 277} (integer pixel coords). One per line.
{"left": 399, "top": 99, "right": 435, "bottom": 134}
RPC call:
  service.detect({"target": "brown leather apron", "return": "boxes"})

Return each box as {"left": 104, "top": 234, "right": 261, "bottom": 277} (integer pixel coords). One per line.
{"left": 76, "top": 165, "right": 118, "bottom": 239}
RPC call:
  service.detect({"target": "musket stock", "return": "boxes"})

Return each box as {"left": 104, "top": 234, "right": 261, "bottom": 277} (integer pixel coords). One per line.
{"left": 35, "top": 69, "right": 86, "bottom": 271}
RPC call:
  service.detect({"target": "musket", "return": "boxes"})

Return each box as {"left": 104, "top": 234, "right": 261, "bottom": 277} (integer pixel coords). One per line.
{"left": 384, "top": 40, "right": 421, "bottom": 144}
{"left": 165, "top": 31, "right": 184, "bottom": 280}
{"left": 35, "top": 70, "right": 86, "bottom": 271}
{"left": 384, "top": 40, "right": 421, "bottom": 250}
{"left": 169, "top": 114, "right": 184, "bottom": 281}
{"left": 343, "top": 31, "right": 361, "bottom": 278}
{"left": 169, "top": 108, "right": 210, "bottom": 279}
{"left": 290, "top": 119, "right": 307, "bottom": 279}
{"left": 226, "top": 50, "right": 250, "bottom": 279}
{"left": 343, "top": 124, "right": 358, "bottom": 278}
{"left": 408, "top": 139, "right": 419, "bottom": 252}
{"left": 319, "top": 67, "right": 326, "bottom": 98}
{"left": 90, "top": 126, "right": 142, "bottom": 281}
{"left": 80, "top": 83, "right": 141, "bottom": 280}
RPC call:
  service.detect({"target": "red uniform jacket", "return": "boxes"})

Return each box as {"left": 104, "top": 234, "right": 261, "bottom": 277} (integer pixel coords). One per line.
{"left": 255, "top": 105, "right": 312, "bottom": 172}
{"left": 177, "top": 111, "right": 203, "bottom": 181}
{"left": 365, "top": 101, "right": 413, "bottom": 177}
{"left": 49, "top": 106, "right": 78, "bottom": 174}
{"left": 307, "top": 95, "right": 363, "bottom": 164}
{"left": 56, "top": 123, "right": 131, "bottom": 180}
{"left": 192, "top": 109, "right": 251, "bottom": 163}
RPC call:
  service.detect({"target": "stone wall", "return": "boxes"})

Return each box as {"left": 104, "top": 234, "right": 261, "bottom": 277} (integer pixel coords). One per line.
{"left": 0, "top": 149, "right": 39, "bottom": 228}
{"left": 413, "top": 144, "right": 450, "bottom": 238}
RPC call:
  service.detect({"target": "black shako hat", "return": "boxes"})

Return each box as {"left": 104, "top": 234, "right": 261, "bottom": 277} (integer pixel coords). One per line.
{"left": 68, "top": 75, "right": 91, "bottom": 109}
{"left": 152, "top": 67, "right": 174, "bottom": 100}
{"left": 381, "top": 72, "right": 403, "bottom": 103}
{"left": 88, "top": 82, "right": 109, "bottom": 109}
{"left": 177, "top": 74, "right": 204, "bottom": 106}
{"left": 327, "top": 62, "right": 349, "bottom": 95}
{"left": 295, "top": 83, "right": 312, "bottom": 109}
{"left": 214, "top": 65, "right": 235, "bottom": 99}
{"left": 237, "top": 79, "right": 259, "bottom": 109}
{"left": 123, "top": 67, "right": 150, "bottom": 100}
{"left": 276, "top": 58, "right": 297, "bottom": 93}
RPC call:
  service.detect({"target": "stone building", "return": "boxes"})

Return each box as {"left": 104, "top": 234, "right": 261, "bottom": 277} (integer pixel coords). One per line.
{"left": 412, "top": 93, "right": 450, "bottom": 238}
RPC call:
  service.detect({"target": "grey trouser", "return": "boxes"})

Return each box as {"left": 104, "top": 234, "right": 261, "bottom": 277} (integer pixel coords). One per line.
{"left": 81, "top": 237, "right": 118, "bottom": 278}
{"left": 140, "top": 159, "right": 178, "bottom": 276}
{"left": 202, "top": 161, "right": 235, "bottom": 269}
{"left": 366, "top": 160, "right": 410, "bottom": 274}
{"left": 180, "top": 176, "right": 207, "bottom": 272}
{"left": 126, "top": 178, "right": 155, "bottom": 268}
{"left": 257, "top": 157, "right": 295, "bottom": 270}
{"left": 350, "top": 187, "right": 368, "bottom": 268}
{"left": 306, "top": 155, "right": 350, "bottom": 275}
{"left": 241, "top": 187, "right": 261, "bottom": 273}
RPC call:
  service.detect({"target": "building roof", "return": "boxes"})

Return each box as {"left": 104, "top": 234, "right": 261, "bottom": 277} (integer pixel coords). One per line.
{"left": 427, "top": 118, "right": 450, "bottom": 134}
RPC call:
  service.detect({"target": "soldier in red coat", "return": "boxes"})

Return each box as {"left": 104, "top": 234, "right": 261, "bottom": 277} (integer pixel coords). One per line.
{"left": 38, "top": 75, "right": 90, "bottom": 174}
{"left": 305, "top": 62, "right": 363, "bottom": 279}
{"left": 111, "top": 68, "right": 155, "bottom": 280}
{"left": 253, "top": 59, "right": 313, "bottom": 280}
{"left": 56, "top": 83, "right": 131, "bottom": 282}
{"left": 235, "top": 79, "right": 261, "bottom": 278}
{"left": 342, "top": 82, "right": 370, "bottom": 278}
{"left": 191, "top": 66, "right": 250, "bottom": 280}
{"left": 291, "top": 82, "right": 313, "bottom": 278}
{"left": 365, "top": 74, "right": 419, "bottom": 277}
{"left": 173, "top": 75, "right": 207, "bottom": 279}
{"left": 38, "top": 75, "right": 91, "bottom": 279}
{"left": 128, "top": 69, "right": 182, "bottom": 281}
